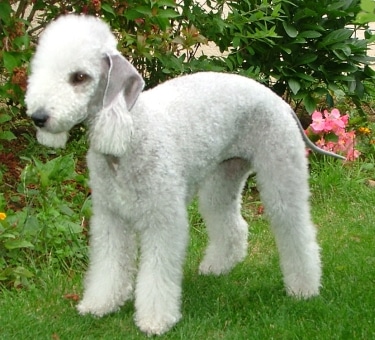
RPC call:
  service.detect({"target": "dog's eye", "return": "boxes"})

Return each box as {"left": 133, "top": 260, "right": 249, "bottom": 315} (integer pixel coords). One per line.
{"left": 70, "top": 72, "right": 90, "bottom": 85}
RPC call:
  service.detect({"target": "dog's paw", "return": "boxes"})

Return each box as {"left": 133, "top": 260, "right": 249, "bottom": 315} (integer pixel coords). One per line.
{"left": 77, "top": 301, "right": 118, "bottom": 317}
{"left": 135, "top": 311, "right": 181, "bottom": 336}
{"left": 284, "top": 273, "right": 321, "bottom": 299}
{"left": 77, "top": 297, "right": 123, "bottom": 317}
{"left": 286, "top": 284, "right": 320, "bottom": 299}
{"left": 199, "top": 259, "right": 229, "bottom": 275}
{"left": 77, "top": 280, "right": 134, "bottom": 317}
{"left": 199, "top": 246, "right": 247, "bottom": 275}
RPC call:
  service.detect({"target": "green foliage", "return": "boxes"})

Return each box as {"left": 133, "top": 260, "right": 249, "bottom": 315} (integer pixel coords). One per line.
{"left": 0, "top": 154, "right": 90, "bottom": 288}
{"left": 356, "top": 0, "right": 375, "bottom": 25}
{"left": 1, "top": 0, "right": 373, "bottom": 111}
{"left": 0, "top": 2, "right": 30, "bottom": 109}
{"left": 0, "top": 114, "right": 16, "bottom": 151}
{"left": 203, "top": 0, "right": 375, "bottom": 113}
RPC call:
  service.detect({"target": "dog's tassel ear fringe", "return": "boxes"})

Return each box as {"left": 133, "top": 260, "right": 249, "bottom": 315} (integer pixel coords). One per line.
{"left": 91, "top": 94, "right": 133, "bottom": 157}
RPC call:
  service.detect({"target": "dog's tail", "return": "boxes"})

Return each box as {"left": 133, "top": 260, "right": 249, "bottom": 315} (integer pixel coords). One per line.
{"left": 290, "top": 109, "right": 346, "bottom": 160}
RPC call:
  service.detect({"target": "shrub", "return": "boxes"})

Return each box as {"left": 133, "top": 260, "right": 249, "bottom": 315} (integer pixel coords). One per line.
{"left": 1, "top": 1, "right": 373, "bottom": 109}
{"left": 203, "top": 0, "right": 375, "bottom": 113}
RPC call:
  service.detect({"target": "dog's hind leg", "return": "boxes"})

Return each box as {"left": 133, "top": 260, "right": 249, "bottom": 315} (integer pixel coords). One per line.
{"left": 77, "top": 206, "right": 137, "bottom": 317}
{"left": 198, "top": 158, "right": 251, "bottom": 275}
{"left": 253, "top": 147, "right": 321, "bottom": 299}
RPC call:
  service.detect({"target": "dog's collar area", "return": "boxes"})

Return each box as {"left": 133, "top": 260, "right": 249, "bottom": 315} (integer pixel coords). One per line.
{"left": 105, "top": 155, "right": 120, "bottom": 173}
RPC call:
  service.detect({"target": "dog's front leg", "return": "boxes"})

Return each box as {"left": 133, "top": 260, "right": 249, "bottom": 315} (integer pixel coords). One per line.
{"left": 77, "top": 206, "right": 137, "bottom": 317}
{"left": 134, "top": 208, "right": 189, "bottom": 336}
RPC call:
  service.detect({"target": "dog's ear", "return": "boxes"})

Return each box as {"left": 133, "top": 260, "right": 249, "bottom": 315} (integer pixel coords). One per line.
{"left": 103, "top": 53, "right": 144, "bottom": 111}
{"left": 90, "top": 54, "right": 144, "bottom": 157}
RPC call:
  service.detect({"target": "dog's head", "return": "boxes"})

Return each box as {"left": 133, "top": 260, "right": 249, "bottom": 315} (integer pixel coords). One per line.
{"left": 25, "top": 14, "right": 144, "bottom": 156}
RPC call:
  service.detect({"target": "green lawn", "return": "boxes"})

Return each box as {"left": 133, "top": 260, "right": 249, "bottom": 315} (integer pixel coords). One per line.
{"left": 1, "top": 160, "right": 374, "bottom": 339}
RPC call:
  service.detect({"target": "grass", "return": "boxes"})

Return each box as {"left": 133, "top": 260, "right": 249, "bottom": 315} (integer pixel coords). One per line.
{"left": 1, "top": 156, "right": 374, "bottom": 339}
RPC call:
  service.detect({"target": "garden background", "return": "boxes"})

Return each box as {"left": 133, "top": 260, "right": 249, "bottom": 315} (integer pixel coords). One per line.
{"left": 1, "top": 0, "right": 375, "bottom": 338}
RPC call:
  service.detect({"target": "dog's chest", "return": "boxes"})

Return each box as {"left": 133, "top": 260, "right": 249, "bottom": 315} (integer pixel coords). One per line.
{"left": 87, "top": 152, "right": 145, "bottom": 220}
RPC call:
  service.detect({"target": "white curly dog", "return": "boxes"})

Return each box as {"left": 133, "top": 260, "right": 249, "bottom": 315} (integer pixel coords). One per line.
{"left": 25, "top": 15, "right": 342, "bottom": 336}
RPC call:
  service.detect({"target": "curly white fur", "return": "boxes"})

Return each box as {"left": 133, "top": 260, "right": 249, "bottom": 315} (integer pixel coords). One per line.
{"left": 26, "top": 15, "right": 323, "bottom": 336}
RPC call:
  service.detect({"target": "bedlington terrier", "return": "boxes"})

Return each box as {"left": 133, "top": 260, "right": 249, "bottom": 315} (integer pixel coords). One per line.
{"left": 25, "top": 15, "right": 343, "bottom": 336}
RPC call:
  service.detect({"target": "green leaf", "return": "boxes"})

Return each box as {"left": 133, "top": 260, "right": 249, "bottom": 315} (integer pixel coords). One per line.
{"left": 233, "top": 36, "right": 241, "bottom": 48}
{"left": 13, "top": 266, "right": 34, "bottom": 278}
{"left": 298, "top": 31, "right": 322, "bottom": 39}
{"left": 356, "top": 12, "right": 375, "bottom": 24}
{"left": 326, "top": 92, "right": 334, "bottom": 107}
{"left": 24, "top": 215, "right": 39, "bottom": 235}
{"left": 0, "top": 131, "right": 16, "bottom": 141}
{"left": 3, "top": 52, "right": 18, "bottom": 72}
{"left": 0, "top": 2, "right": 12, "bottom": 25}
{"left": 157, "top": 9, "right": 180, "bottom": 19}
{"left": 360, "top": 0, "right": 375, "bottom": 12}
{"left": 124, "top": 9, "right": 142, "bottom": 20}
{"left": 294, "top": 37, "right": 307, "bottom": 44}
{"left": 282, "top": 22, "right": 298, "bottom": 38}
{"left": 288, "top": 79, "right": 301, "bottom": 95}
{"left": 280, "top": 46, "right": 292, "bottom": 54}
{"left": 319, "top": 29, "right": 353, "bottom": 47}
{"left": 353, "top": 79, "right": 365, "bottom": 98}
{"left": 332, "top": 49, "right": 348, "bottom": 60}
{"left": 135, "top": 6, "right": 152, "bottom": 16}
{"left": 1, "top": 233, "right": 17, "bottom": 239}
{"left": 13, "top": 35, "right": 31, "bottom": 50}
{"left": 303, "top": 94, "right": 317, "bottom": 114}
{"left": 155, "top": 0, "right": 177, "bottom": 7}
{"left": 332, "top": 43, "right": 351, "bottom": 56}
{"left": 0, "top": 114, "right": 12, "bottom": 124}
{"left": 101, "top": 3, "right": 116, "bottom": 16}
{"left": 271, "top": 3, "right": 282, "bottom": 17}
{"left": 60, "top": 204, "right": 75, "bottom": 217}
{"left": 295, "top": 73, "right": 315, "bottom": 82}
{"left": 4, "top": 239, "right": 34, "bottom": 250}
{"left": 295, "top": 54, "right": 318, "bottom": 66}
{"left": 66, "top": 221, "right": 83, "bottom": 234}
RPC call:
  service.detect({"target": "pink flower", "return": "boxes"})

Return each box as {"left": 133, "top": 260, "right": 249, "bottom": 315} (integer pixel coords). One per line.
{"left": 310, "top": 111, "right": 326, "bottom": 133}
{"left": 327, "top": 108, "right": 341, "bottom": 119}
{"left": 315, "top": 137, "right": 326, "bottom": 148}
{"left": 340, "top": 114, "right": 349, "bottom": 126}
{"left": 324, "top": 109, "right": 346, "bottom": 133}
{"left": 305, "top": 108, "right": 360, "bottom": 161}
{"left": 346, "top": 149, "right": 361, "bottom": 161}
{"left": 325, "top": 141, "right": 336, "bottom": 152}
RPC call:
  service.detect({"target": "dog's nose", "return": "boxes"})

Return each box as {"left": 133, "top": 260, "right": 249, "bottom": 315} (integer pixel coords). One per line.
{"left": 31, "top": 109, "right": 49, "bottom": 128}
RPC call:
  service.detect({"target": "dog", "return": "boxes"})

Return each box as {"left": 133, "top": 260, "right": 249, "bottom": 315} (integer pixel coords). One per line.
{"left": 25, "top": 14, "right": 342, "bottom": 335}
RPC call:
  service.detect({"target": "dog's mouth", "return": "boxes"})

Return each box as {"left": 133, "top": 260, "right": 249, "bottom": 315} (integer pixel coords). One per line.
{"left": 30, "top": 108, "right": 87, "bottom": 134}
{"left": 29, "top": 108, "right": 88, "bottom": 149}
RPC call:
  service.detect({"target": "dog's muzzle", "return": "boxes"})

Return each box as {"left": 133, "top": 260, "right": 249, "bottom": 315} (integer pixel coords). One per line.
{"left": 31, "top": 109, "right": 49, "bottom": 128}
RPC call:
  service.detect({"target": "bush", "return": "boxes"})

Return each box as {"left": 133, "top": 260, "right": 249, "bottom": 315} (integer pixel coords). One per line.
{"left": 203, "top": 0, "right": 375, "bottom": 113}
{"left": 1, "top": 1, "right": 373, "bottom": 109}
